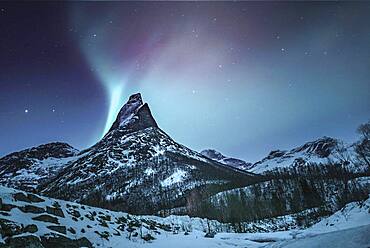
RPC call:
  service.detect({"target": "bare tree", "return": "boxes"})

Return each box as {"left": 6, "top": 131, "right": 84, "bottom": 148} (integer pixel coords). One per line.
{"left": 355, "top": 121, "right": 370, "bottom": 169}
{"left": 332, "top": 141, "right": 354, "bottom": 166}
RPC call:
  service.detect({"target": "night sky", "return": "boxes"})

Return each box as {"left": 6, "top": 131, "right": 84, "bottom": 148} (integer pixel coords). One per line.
{"left": 1, "top": 2, "right": 370, "bottom": 162}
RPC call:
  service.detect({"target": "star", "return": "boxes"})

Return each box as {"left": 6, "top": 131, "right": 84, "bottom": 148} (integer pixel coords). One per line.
{"left": 52, "top": 109, "right": 56, "bottom": 113}
{"left": 24, "top": 109, "right": 29, "bottom": 113}
{"left": 281, "top": 48, "right": 286, "bottom": 52}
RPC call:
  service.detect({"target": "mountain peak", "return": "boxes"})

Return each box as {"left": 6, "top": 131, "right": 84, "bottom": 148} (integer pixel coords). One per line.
{"left": 108, "top": 93, "right": 158, "bottom": 134}
{"left": 201, "top": 149, "right": 226, "bottom": 161}
{"left": 200, "top": 149, "right": 253, "bottom": 170}
{"left": 128, "top": 92, "right": 143, "bottom": 103}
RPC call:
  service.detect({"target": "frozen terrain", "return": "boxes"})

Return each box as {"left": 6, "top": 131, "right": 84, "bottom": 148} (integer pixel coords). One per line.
{"left": 0, "top": 186, "right": 369, "bottom": 247}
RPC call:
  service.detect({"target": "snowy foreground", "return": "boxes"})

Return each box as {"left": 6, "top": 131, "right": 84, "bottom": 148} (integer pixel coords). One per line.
{"left": 0, "top": 186, "right": 369, "bottom": 248}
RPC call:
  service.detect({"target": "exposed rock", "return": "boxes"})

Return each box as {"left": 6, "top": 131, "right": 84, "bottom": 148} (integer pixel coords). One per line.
{"left": 142, "top": 233, "right": 155, "bottom": 241}
{"left": 47, "top": 225, "right": 66, "bottom": 235}
{"left": 67, "top": 227, "right": 76, "bottom": 234}
{"left": 13, "top": 192, "right": 44, "bottom": 203}
{"left": 46, "top": 206, "right": 64, "bottom": 218}
{"left": 108, "top": 93, "right": 158, "bottom": 134}
{"left": 40, "top": 234, "right": 93, "bottom": 248}
{"left": 27, "top": 194, "right": 45, "bottom": 203}
{"left": 113, "top": 229, "right": 121, "bottom": 236}
{"left": 0, "top": 219, "right": 23, "bottom": 237}
{"left": 98, "top": 214, "right": 111, "bottom": 221}
{"left": 32, "top": 214, "right": 59, "bottom": 224}
{"left": 19, "top": 205, "right": 45, "bottom": 214}
{"left": 52, "top": 201, "right": 61, "bottom": 208}
{"left": 204, "top": 232, "right": 216, "bottom": 238}
{"left": 67, "top": 209, "right": 80, "bottom": 218}
{"left": 13, "top": 192, "right": 31, "bottom": 202}
{"left": 293, "top": 136, "right": 338, "bottom": 158}
{"left": 24, "top": 224, "right": 38, "bottom": 233}
{"left": 94, "top": 230, "right": 110, "bottom": 241}
{"left": 0, "top": 203, "right": 16, "bottom": 212}
{"left": 2, "top": 235, "right": 43, "bottom": 248}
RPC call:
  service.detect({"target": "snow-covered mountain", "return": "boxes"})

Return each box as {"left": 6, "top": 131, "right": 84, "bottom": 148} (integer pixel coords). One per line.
{"left": 0, "top": 143, "right": 79, "bottom": 192}
{"left": 0, "top": 93, "right": 258, "bottom": 215}
{"left": 201, "top": 136, "right": 360, "bottom": 175}
{"left": 249, "top": 136, "right": 360, "bottom": 174}
{"left": 200, "top": 149, "right": 253, "bottom": 170}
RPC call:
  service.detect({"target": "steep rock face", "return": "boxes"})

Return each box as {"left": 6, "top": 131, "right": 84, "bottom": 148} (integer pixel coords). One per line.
{"left": 291, "top": 136, "right": 338, "bottom": 158}
{"left": 40, "top": 93, "right": 257, "bottom": 214}
{"left": 107, "top": 93, "right": 158, "bottom": 134}
{"left": 200, "top": 149, "right": 253, "bottom": 171}
{"left": 0, "top": 143, "right": 79, "bottom": 192}
{"left": 249, "top": 137, "right": 357, "bottom": 174}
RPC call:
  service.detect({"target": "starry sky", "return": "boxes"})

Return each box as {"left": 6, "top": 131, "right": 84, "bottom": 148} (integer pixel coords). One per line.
{"left": 1, "top": 2, "right": 370, "bottom": 162}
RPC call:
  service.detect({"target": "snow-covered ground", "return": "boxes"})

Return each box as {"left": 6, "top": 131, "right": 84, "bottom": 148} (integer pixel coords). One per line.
{"left": 263, "top": 225, "right": 370, "bottom": 248}
{"left": 0, "top": 186, "right": 369, "bottom": 247}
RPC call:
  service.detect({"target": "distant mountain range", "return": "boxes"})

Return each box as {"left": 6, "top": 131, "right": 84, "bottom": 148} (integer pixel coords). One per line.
{"left": 200, "top": 149, "right": 253, "bottom": 170}
{"left": 202, "top": 136, "right": 363, "bottom": 174}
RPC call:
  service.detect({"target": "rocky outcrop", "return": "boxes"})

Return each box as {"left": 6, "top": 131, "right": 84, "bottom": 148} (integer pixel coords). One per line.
{"left": 46, "top": 206, "right": 65, "bottom": 218}
{"left": 40, "top": 235, "right": 93, "bottom": 248}
{"left": 47, "top": 225, "right": 66, "bottom": 235}
{"left": 19, "top": 205, "right": 45, "bottom": 214}
{"left": 0, "top": 235, "right": 43, "bottom": 248}
{"left": 107, "top": 93, "right": 158, "bottom": 134}
{"left": 32, "top": 214, "right": 59, "bottom": 224}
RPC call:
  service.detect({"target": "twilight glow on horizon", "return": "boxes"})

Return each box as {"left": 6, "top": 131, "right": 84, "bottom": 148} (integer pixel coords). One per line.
{"left": 0, "top": 2, "right": 370, "bottom": 161}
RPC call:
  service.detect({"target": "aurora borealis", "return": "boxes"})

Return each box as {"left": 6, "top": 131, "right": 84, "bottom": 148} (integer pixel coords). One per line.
{"left": 1, "top": 2, "right": 370, "bottom": 161}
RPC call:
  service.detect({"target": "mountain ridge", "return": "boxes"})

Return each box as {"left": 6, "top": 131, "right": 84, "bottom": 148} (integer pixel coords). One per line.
{"left": 201, "top": 136, "right": 361, "bottom": 175}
